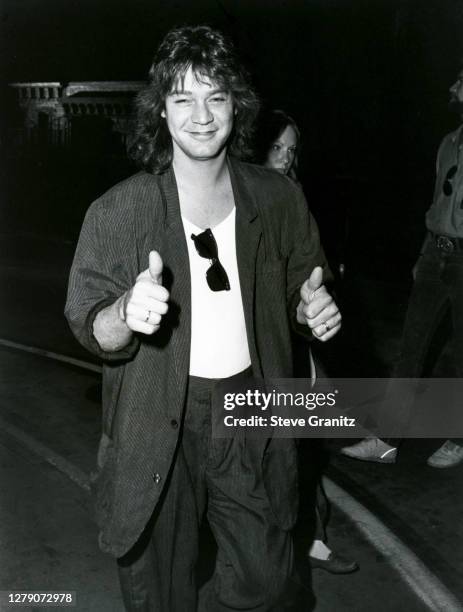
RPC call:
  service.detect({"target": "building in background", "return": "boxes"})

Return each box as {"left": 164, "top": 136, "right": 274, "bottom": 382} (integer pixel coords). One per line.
{"left": 8, "top": 81, "right": 145, "bottom": 151}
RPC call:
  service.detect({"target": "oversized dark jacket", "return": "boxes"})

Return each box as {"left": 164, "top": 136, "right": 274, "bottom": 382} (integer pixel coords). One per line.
{"left": 65, "top": 157, "right": 328, "bottom": 558}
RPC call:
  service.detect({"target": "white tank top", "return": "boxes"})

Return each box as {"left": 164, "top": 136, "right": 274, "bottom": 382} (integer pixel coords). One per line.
{"left": 182, "top": 207, "right": 251, "bottom": 378}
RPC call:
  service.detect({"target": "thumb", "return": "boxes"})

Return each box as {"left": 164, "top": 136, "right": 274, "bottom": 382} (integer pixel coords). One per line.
{"left": 149, "top": 250, "right": 163, "bottom": 284}
{"left": 306, "top": 266, "right": 323, "bottom": 295}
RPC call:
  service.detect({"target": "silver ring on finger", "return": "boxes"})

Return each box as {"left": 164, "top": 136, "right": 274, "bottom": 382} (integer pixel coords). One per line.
{"left": 323, "top": 321, "right": 330, "bottom": 333}
{"left": 145, "top": 310, "right": 151, "bottom": 323}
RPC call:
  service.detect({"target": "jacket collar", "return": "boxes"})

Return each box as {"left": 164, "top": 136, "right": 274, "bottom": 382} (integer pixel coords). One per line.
{"left": 227, "top": 157, "right": 259, "bottom": 223}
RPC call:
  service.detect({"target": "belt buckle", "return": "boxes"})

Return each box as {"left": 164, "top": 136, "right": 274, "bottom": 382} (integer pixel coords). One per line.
{"left": 437, "top": 236, "right": 454, "bottom": 253}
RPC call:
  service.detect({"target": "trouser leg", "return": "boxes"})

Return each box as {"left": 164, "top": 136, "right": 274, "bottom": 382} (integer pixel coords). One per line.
{"left": 200, "top": 434, "right": 295, "bottom": 612}
{"left": 394, "top": 254, "right": 449, "bottom": 379}
{"left": 381, "top": 248, "right": 449, "bottom": 444}
{"left": 313, "top": 487, "right": 328, "bottom": 542}
{"left": 445, "top": 252, "right": 463, "bottom": 443}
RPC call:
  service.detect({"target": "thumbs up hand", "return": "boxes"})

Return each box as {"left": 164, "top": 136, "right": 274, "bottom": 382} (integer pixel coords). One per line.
{"left": 296, "top": 266, "right": 341, "bottom": 341}
{"left": 119, "top": 250, "right": 170, "bottom": 334}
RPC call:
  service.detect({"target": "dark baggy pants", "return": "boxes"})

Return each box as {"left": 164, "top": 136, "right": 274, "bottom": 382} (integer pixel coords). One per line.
{"left": 382, "top": 238, "right": 463, "bottom": 444}
{"left": 117, "top": 370, "right": 295, "bottom": 611}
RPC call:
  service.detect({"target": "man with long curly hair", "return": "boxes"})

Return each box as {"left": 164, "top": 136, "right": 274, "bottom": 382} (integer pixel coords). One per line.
{"left": 65, "top": 25, "right": 340, "bottom": 611}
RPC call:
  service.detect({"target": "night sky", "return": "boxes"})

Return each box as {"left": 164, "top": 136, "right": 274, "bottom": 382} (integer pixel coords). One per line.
{"left": 3, "top": 1, "right": 462, "bottom": 99}
{"left": 2, "top": 0, "right": 463, "bottom": 270}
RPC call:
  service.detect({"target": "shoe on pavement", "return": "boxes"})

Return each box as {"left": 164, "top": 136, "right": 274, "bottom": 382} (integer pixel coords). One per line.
{"left": 427, "top": 441, "right": 463, "bottom": 468}
{"left": 309, "top": 551, "right": 359, "bottom": 574}
{"left": 340, "top": 438, "right": 397, "bottom": 464}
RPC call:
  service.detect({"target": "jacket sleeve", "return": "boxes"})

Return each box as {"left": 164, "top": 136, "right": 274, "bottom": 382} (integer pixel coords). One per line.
{"left": 64, "top": 197, "right": 141, "bottom": 362}
{"left": 285, "top": 183, "right": 332, "bottom": 339}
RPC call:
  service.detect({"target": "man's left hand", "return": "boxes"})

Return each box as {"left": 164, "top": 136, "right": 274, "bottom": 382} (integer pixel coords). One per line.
{"left": 296, "top": 266, "right": 341, "bottom": 341}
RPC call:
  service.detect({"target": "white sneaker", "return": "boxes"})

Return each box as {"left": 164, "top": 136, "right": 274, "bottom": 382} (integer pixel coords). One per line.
{"left": 340, "top": 438, "right": 397, "bottom": 463}
{"left": 427, "top": 441, "right": 463, "bottom": 468}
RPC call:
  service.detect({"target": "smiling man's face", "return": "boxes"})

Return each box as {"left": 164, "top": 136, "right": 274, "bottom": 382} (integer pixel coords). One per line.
{"left": 161, "top": 66, "right": 235, "bottom": 163}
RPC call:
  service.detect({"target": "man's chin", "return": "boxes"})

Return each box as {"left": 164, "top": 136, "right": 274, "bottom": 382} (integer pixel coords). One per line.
{"left": 189, "top": 143, "right": 228, "bottom": 162}
{"left": 193, "top": 149, "right": 225, "bottom": 161}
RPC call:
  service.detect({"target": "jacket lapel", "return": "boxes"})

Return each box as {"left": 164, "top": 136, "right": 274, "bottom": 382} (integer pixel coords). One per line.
{"left": 158, "top": 168, "right": 191, "bottom": 411}
{"left": 229, "top": 159, "right": 263, "bottom": 376}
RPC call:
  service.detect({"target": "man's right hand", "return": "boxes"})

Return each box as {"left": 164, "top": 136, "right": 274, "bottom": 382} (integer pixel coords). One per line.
{"left": 119, "top": 250, "right": 170, "bottom": 334}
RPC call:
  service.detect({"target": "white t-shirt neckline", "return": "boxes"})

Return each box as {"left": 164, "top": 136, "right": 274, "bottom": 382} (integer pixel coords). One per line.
{"left": 182, "top": 207, "right": 251, "bottom": 378}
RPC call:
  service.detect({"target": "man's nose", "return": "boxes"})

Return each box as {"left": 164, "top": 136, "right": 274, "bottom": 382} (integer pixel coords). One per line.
{"left": 192, "top": 101, "right": 213, "bottom": 124}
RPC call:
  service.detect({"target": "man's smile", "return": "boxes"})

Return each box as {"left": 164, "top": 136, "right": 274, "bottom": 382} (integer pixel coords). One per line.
{"left": 187, "top": 130, "right": 218, "bottom": 140}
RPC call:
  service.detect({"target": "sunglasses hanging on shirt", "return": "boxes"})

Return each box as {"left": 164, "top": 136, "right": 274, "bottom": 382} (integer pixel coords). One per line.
{"left": 190, "top": 228, "right": 231, "bottom": 292}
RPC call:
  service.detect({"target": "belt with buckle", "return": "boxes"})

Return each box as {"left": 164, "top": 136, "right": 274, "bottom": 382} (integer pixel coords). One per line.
{"left": 430, "top": 232, "right": 463, "bottom": 252}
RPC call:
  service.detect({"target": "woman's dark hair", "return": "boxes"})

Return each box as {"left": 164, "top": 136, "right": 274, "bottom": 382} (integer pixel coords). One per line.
{"left": 129, "top": 25, "right": 260, "bottom": 173}
{"left": 254, "top": 108, "right": 301, "bottom": 166}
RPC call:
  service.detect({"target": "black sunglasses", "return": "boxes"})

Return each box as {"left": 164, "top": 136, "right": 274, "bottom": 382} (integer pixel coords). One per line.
{"left": 190, "top": 229, "right": 230, "bottom": 292}
{"left": 443, "top": 165, "right": 458, "bottom": 196}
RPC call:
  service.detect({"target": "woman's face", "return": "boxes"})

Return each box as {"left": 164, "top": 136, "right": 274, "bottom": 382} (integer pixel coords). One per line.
{"left": 265, "top": 124, "right": 298, "bottom": 175}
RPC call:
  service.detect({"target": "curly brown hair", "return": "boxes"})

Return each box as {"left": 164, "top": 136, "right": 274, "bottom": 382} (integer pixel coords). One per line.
{"left": 129, "top": 25, "right": 260, "bottom": 173}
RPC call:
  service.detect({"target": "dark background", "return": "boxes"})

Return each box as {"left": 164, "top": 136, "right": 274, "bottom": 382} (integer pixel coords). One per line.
{"left": 1, "top": 0, "right": 463, "bottom": 373}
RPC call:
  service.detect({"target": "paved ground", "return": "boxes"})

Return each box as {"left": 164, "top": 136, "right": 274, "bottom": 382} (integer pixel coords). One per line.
{"left": 329, "top": 441, "right": 463, "bottom": 602}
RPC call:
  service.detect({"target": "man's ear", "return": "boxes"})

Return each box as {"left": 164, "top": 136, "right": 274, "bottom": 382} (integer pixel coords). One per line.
{"left": 161, "top": 109, "right": 166, "bottom": 118}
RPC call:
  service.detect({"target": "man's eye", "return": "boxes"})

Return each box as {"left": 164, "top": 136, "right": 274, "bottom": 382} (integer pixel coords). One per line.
{"left": 174, "top": 98, "right": 190, "bottom": 104}
{"left": 272, "top": 144, "right": 281, "bottom": 151}
{"left": 210, "top": 95, "right": 226, "bottom": 103}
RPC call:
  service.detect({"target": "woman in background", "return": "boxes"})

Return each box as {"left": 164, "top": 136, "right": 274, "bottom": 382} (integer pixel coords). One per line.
{"left": 259, "top": 109, "right": 300, "bottom": 180}
{"left": 255, "top": 109, "right": 358, "bottom": 575}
